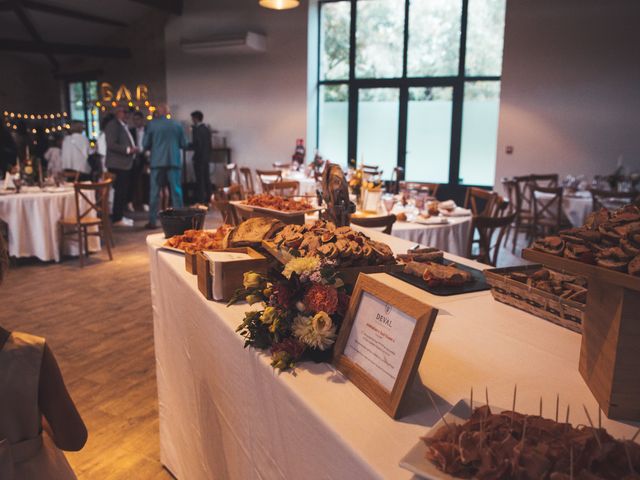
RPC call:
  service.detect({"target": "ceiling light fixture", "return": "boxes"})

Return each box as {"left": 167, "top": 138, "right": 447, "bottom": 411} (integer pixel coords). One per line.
{"left": 259, "top": 0, "right": 299, "bottom": 10}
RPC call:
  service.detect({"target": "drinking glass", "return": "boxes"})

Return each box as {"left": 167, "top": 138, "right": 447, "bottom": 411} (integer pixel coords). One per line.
{"left": 382, "top": 194, "right": 395, "bottom": 214}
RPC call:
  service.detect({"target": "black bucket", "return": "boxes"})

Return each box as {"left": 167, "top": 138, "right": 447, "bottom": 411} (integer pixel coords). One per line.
{"left": 159, "top": 207, "right": 207, "bottom": 238}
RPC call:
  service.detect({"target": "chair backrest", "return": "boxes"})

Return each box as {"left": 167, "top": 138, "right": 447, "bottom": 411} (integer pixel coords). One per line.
{"left": 62, "top": 169, "right": 80, "bottom": 183}
{"left": 589, "top": 188, "right": 638, "bottom": 211}
{"left": 222, "top": 184, "right": 244, "bottom": 201}
{"left": 464, "top": 187, "right": 498, "bottom": 216}
{"left": 256, "top": 169, "right": 283, "bottom": 191}
{"left": 73, "top": 179, "right": 112, "bottom": 225}
{"left": 531, "top": 185, "right": 563, "bottom": 232}
{"left": 239, "top": 167, "right": 255, "bottom": 196}
{"left": 467, "top": 212, "right": 517, "bottom": 266}
{"left": 272, "top": 162, "right": 290, "bottom": 169}
{"left": 211, "top": 200, "right": 239, "bottom": 226}
{"left": 350, "top": 214, "right": 396, "bottom": 235}
{"left": 530, "top": 174, "right": 559, "bottom": 188}
{"left": 226, "top": 163, "right": 240, "bottom": 186}
{"left": 361, "top": 165, "right": 382, "bottom": 182}
{"left": 263, "top": 180, "right": 300, "bottom": 197}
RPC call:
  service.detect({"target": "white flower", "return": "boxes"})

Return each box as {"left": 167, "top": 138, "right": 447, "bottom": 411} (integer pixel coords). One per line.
{"left": 292, "top": 311, "right": 336, "bottom": 351}
{"left": 282, "top": 256, "right": 321, "bottom": 280}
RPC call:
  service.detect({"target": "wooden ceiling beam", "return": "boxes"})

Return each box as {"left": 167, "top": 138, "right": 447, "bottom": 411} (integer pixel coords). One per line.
{"left": 9, "top": 0, "right": 59, "bottom": 70}
{"left": 129, "top": 0, "right": 183, "bottom": 15}
{"left": 20, "top": 0, "right": 128, "bottom": 27}
{"left": 0, "top": 38, "right": 132, "bottom": 58}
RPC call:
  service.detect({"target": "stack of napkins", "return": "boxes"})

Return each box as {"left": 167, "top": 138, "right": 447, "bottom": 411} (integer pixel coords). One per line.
{"left": 203, "top": 251, "right": 253, "bottom": 301}
{"left": 414, "top": 216, "right": 449, "bottom": 225}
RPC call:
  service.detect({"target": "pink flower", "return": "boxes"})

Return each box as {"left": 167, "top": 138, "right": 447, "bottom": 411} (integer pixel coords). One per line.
{"left": 303, "top": 284, "right": 339, "bottom": 315}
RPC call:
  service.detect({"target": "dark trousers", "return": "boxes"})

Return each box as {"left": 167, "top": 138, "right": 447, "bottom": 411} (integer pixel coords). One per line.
{"left": 193, "top": 157, "right": 212, "bottom": 204}
{"left": 128, "top": 155, "right": 148, "bottom": 209}
{"left": 109, "top": 167, "right": 132, "bottom": 222}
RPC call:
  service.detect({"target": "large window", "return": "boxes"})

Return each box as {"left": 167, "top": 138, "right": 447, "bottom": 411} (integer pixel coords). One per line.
{"left": 316, "top": 0, "right": 506, "bottom": 188}
{"left": 68, "top": 80, "right": 100, "bottom": 140}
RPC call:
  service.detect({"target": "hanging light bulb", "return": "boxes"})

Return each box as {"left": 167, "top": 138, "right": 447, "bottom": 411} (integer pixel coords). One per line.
{"left": 259, "top": 0, "right": 299, "bottom": 10}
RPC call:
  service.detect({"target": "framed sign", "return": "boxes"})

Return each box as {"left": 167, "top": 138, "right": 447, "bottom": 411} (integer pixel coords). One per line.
{"left": 333, "top": 274, "right": 438, "bottom": 418}
{"left": 361, "top": 188, "right": 382, "bottom": 214}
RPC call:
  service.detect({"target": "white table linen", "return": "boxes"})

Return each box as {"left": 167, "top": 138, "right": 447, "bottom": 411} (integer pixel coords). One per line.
{"left": 390, "top": 216, "right": 471, "bottom": 256}
{"left": 282, "top": 170, "right": 318, "bottom": 196}
{"left": 147, "top": 228, "right": 638, "bottom": 480}
{"left": 0, "top": 189, "right": 100, "bottom": 262}
{"left": 536, "top": 191, "right": 592, "bottom": 227}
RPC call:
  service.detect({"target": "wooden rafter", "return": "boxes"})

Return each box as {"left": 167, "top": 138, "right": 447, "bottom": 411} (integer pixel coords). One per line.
{"left": 129, "top": 0, "right": 183, "bottom": 15}
{"left": 0, "top": 38, "right": 132, "bottom": 58}
{"left": 20, "top": 0, "right": 128, "bottom": 27}
{"left": 9, "top": 0, "right": 59, "bottom": 70}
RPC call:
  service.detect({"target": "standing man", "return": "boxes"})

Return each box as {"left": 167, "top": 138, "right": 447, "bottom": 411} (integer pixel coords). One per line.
{"left": 128, "top": 111, "right": 148, "bottom": 212}
{"left": 61, "top": 121, "right": 91, "bottom": 181}
{"left": 143, "top": 103, "right": 187, "bottom": 229}
{"left": 189, "top": 110, "right": 212, "bottom": 205}
{"left": 105, "top": 107, "right": 138, "bottom": 227}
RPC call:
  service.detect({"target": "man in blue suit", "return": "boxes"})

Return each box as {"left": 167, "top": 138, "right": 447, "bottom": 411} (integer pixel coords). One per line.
{"left": 143, "top": 104, "right": 188, "bottom": 229}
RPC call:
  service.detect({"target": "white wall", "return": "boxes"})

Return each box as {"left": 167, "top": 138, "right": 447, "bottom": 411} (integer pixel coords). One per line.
{"left": 165, "top": 0, "right": 308, "bottom": 170}
{"left": 495, "top": 0, "right": 640, "bottom": 191}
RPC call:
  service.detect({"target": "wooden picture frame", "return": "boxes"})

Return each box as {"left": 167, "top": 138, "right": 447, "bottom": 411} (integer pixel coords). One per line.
{"left": 333, "top": 273, "right": 439, "bottom": 419}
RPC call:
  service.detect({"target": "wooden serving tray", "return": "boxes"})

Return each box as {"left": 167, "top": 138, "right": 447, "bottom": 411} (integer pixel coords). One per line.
{"left": 261, "top": 240, "right": 404, "bottom": 285}
{"left": 522, "top": 247, "right": 640, "bottom": 421}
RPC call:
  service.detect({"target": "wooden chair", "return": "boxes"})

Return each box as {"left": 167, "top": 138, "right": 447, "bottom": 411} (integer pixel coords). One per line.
{"left": 531, "top": 186, "right": 566, "bottom": 237}
{"left": 211, "top": 200, "right": 239, "bottom": 226}
{"left": 350, "top": 214, "right": 396, "bottom": 235}
{"left": 263, "top": 180, "right": 300, "bottom": 197}
{"left": 221, "top": 184, "right": 243, "bottom": 201}
{"left": 466, "top": 212, "right": 517, "bottom": 266}
{"left": 589, "top": 188, "right": 638, "bottom": 211}
{"left": 272, "top": 162, "right": 290, "bottom": 169}
{"left": 256, "top": 169, "right": 283, "bottom": 191}
{"left": 239, "top": 167, "right": 255, "bottom": 196}
{"left": 226, "top": 163, "right": 240, "bottom": 186}
{"left": 59, "top": 179, "right": 114, "bottom": 267}
{"left": 399, "top": 181, "right": 440, "bottom": 199}
{"left": 464, "top": 187, "right": 498, "bottom": 216}
{"left": 62, "top": 169, "right": 80, "bottom": 183}
{"left": 390, "top": 166, "right": 404, "bottom": 194}
{"left": 362, "top": 164, "right": 382, "bottom": 182}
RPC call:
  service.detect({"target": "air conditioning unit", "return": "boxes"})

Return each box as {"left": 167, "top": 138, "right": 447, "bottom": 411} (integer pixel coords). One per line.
{"left": 180, "top": 32, "right": 267, "bottom": 55}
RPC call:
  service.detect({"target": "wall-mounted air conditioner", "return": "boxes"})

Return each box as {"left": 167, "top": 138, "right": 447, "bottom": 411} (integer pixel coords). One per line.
{"left": 180, "top": 32, "right": 267, "bottom": 55}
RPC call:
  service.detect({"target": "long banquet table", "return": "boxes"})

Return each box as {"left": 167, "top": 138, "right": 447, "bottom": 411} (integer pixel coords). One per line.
{"left": 148, "top": 228, "right": 639, "bottom": 480}
{"left": 0, "top": 187, "right": 100, "bottom": 262}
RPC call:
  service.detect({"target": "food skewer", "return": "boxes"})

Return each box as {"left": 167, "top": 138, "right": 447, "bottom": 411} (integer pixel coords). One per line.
{"left": 539, "top": 396, "right": 543, "bottom": 417}
{"left": 555, "top": 393, "right": 559, "bottom": 422}
{"left": 582, "top": 404, "right": 602, "bottom": 448}
{"left": 427, "top": 390, "right": 451, "bottom": 431}
{"left": 632, "top": 427, "right": 640, "bottom": 442}
{"left": 469, "top": 387, "right": 473, "bottom": 420}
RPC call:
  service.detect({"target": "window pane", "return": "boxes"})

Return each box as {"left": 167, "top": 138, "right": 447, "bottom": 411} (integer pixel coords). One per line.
{"left": 318, "top": 84, "right": 349, "bottom": 166}
{"left": 356, "top": 88, "right": 399, "bottom": 180}
{"left": 465, "top": 0, "right": 506, "bottom": 76}
{"left": 405, "top": 87, "right": 452, "bottom": 183}
{"left": 407, "top": 0, "right": 462, "bottom": 77}
{"left": 355, "top": 0, "right": 404, "bottom": 79}
{"left": 86, "top": 81, "right": 99, "bottom": 140}
{"left": 320, "top": 1, "right": 350, "bottom": 81}
{"left": 459, "top": 81, "right": 500, "bottom": 186}
{"left": 68, "top": 82, "right": 85, "bottom": 123}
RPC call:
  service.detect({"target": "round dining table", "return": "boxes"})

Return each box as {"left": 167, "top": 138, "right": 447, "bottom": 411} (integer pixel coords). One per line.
{"left": 0, "top": 186, "right": 101, "bottom": 262}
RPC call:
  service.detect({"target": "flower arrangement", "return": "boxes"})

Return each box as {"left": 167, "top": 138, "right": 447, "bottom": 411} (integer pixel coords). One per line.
{"left": 228, "top": 256, "right": 350, "bottom": 371}
{"left": 348, "top": 166, "right": 382, "bottom": 205}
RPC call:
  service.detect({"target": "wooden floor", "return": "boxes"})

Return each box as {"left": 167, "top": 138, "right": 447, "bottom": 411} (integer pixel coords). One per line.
{"left": 0, "top": 219, "right": 172, "bottom": 479}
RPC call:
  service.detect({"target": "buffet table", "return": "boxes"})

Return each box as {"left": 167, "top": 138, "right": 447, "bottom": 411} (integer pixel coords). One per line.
{"left": 147, "top": 229, "right": 639, "bottom": 480}
{"left": 0, "top": 187, "right": 100, "bottom": 262}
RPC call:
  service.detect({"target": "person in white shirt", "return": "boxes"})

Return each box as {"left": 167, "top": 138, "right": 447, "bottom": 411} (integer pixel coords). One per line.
{"left": 61, "top": 122, "right": 91, "bottom": 180}
{"left": 44, "top": 135, "right": 63, "bottom": 177}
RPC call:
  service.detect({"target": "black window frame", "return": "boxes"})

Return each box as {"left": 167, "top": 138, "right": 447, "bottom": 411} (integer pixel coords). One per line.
{"left": 316, "top": 0, "right": 503, "bottom": 194}
{"left": 65, "top": 78, "right": 99, "bottom": 140}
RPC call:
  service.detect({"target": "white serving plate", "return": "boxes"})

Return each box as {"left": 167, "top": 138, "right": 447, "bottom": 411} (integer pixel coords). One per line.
{"left": 159, "top": 229, "right": 222, "bottom": 255}
{"left": 399, "top": 398, "right": 505, "bottom": 480}
{"left": 231, "top": 200, "right": 322, "bottom": 217}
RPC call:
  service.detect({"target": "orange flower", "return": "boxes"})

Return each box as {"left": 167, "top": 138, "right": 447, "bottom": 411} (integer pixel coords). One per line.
{"left": 303, "top": 284, "right": 339, "bottom": 315}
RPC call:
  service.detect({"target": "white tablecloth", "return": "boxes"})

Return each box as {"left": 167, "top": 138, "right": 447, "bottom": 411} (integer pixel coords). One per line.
{"left": 0, "top": 189, "right": 100, "bottom": 262}
{"left": 147, "top": 228, "right": 638, "bottom": 480}
{"left": 536, "top": 191, "right": 592, "bottom": 227}
{"left": 282, "top": 170, "right": 318, "bottom": 196}
{"left": 390, "top": 216, "right": 471, "bottom": 256}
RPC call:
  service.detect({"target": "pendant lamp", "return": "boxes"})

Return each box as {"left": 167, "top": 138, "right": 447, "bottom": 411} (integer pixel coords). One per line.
{"left": 259, "top": 0, "right": 299, "bottom": 10}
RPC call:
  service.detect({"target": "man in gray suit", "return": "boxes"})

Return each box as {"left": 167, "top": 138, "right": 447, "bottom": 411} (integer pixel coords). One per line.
{"left": 105, "top": 107, "right": 139, "bottom": 226}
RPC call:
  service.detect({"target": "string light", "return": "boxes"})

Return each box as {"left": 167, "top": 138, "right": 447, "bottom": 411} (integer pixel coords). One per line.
{"left": 2, "top": 110, "right": 70, "bottom": 135}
